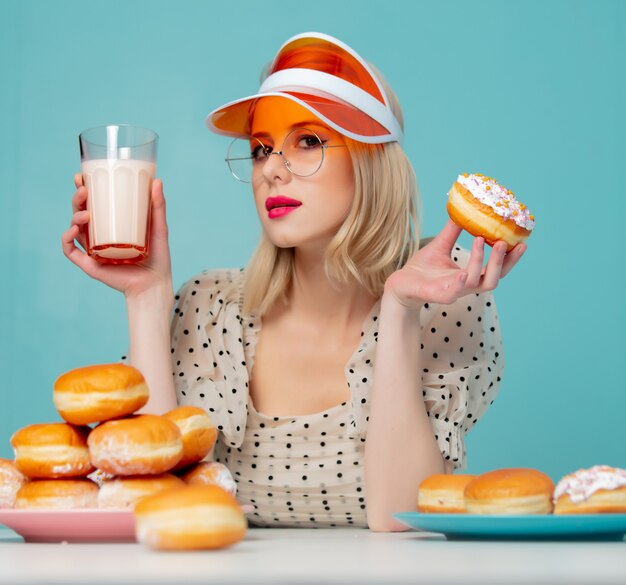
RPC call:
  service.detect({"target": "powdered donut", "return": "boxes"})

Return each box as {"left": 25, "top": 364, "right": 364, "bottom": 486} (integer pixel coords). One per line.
{"left": 182, "top": 461, "right": 237, "bottom": 496}
{"left": 53, "top": 363, "right": 149, "bottom": 425}
{"left": 98, "top": 474, "right": 185, "bottom": 508}
{"left": 134, "top": 485, "right": 247, "bottom": 550}
{"left": 88, "top": 415, "right": 183, "bottom": 476}
{"left": 464, "top": 468, "right": 554, "bottom": 515}
{"left": 417, "top": 474, "right": 476, "bottom": 513}
{"left": 0, "top": 458, "right": 28, "bottom": 508}
{"left": 15, "top": 479, "right": 98, "bottom": 509}
{"left": 163, "top": 406, "right": 218, "bottom": 471}
{"left": 11, "top": 423, "right": 94, "bottom": 479}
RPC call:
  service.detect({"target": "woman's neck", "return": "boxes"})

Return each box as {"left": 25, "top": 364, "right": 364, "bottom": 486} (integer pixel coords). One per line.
{"left": 284, "top": 247, "right": 377, "bottom": 331}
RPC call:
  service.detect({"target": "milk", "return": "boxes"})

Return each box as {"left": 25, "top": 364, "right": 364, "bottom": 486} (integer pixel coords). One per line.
{"left": 82, "top": 158, "right": 155, "bottom": 261}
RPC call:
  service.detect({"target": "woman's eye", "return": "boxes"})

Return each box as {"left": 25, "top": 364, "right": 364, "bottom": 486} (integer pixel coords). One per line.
{"left": 296, "top": 135, "right": 322, "bottom": 149}
{"left": 251, "top": 144, "right": 270, "bottom": 161}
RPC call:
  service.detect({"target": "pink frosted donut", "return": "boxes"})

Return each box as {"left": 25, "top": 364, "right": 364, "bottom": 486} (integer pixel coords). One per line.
{"left": 554, "top": 465, "right": 626, "bottom": 514}
{"left": 447, "top": 173, "right": 535, "bottom": 251}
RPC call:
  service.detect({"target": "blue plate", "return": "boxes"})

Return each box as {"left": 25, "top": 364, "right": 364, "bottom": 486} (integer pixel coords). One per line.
{"left": 394, "top": 513, "right": 626, "bottom": 541}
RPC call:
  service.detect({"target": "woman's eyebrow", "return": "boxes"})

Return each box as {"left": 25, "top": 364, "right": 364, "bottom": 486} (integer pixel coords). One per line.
{"left": 251, "top": 122, "right": 330, "bottom": 139}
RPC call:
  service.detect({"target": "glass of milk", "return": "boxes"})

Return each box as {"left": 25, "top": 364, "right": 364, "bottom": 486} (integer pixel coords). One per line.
{"left": 79, "top": 125, "right": 158, "bottom": 263}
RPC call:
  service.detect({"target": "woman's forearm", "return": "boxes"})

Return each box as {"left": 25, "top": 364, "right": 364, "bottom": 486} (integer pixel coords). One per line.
{"left": 126, "top": 282, "right": 178, "bottom": 414}
{"left": 365, "top": 293, "right": 445, "bottom": 532}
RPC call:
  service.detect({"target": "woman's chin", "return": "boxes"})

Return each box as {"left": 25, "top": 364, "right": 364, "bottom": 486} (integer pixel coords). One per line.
{"left": 263, "top": 225, "right": 302, "bottom": 249}
{"left": 262, "top": 221, "right": 339, "bottom": 253}
{"left": 265, "top": 232, "right": 327, "bottom": 253}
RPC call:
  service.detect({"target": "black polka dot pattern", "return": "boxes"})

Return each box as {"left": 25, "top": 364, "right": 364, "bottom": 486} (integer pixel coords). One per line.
{"left": 214, "top": 398, "right": 365, "bottom": 527}
{"left": 155, "top": 246, "right": 503, "bottom": 526}
{"left": 345, "top": 247, "right": 504, "bottom": 470}
{"left": 166, "top": 269, "right": 252, "bottom": 449}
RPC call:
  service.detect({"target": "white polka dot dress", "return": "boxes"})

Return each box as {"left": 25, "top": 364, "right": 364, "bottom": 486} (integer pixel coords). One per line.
{"left": 216, "top": 399, "right": 366, "bottom": 527}
{"left": 166, "top": 246, "right": 504, "bottom": 527}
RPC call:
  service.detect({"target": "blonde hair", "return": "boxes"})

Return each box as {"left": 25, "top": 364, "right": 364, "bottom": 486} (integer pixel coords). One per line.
{"left": 242, "top": 68, "right": 421, "bottom": 315}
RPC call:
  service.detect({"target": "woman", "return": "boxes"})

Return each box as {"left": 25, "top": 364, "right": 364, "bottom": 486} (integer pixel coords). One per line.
{"left": 62, "top": 33, "right": 526, "bottom": 531}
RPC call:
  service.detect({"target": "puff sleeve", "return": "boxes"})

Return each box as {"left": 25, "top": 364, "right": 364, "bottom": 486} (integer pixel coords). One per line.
{"left": 346, "top": 245, "right": 505, "bottom": 470}
{"left": 170, "top": 268, "right": 251, "bottom": 449}
{"left": 419, "top": 288, "right": 504, "bottom": 470}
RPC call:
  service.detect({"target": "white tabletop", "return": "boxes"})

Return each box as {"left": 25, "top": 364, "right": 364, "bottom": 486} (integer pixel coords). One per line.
{"left": 1, "top": 526, "right": 625, "bottom": 584}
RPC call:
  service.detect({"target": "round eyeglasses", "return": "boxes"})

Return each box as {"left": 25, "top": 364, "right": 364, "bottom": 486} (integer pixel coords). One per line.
{"left": 225, "top": 127, "right": 346, "bottom": 183}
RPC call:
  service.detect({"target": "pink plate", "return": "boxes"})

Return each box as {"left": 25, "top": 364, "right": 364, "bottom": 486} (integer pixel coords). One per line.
{"left": 0, "top": 509, "right": 135, "bottom": 543}
{"left": 0, "top": 505, "right": 255, "bottom": 543}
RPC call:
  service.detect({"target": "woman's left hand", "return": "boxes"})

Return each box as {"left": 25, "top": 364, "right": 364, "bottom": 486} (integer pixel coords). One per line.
{"left": 384, "top": 220, "right": 527, "bottom": 310}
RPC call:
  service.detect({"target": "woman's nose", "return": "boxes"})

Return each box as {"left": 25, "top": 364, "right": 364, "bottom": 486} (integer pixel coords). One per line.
{"left": 262, "top": 151, "right": 291, "bottom": 183}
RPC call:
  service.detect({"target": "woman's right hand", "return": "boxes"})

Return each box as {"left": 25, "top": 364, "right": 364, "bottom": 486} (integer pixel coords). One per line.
{"left": 61, "top": 174, "right": 173, "bottom": 298}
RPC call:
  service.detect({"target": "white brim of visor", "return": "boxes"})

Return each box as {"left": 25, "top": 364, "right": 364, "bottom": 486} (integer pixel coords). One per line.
{"left": 206, "top": 69, "right": 404, "bottom": 145}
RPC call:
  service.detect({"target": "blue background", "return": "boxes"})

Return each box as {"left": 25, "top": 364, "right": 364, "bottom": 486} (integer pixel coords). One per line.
{"left": 1, "top": 0, "right": 624, "bottom": 482}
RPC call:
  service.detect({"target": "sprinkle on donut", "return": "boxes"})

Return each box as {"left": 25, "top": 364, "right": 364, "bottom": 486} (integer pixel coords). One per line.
{"left": 554, "top": 465, "right": 626, "bottom": 504}
{"left": 456, "top": 173, "right": 535, "bottom": 231}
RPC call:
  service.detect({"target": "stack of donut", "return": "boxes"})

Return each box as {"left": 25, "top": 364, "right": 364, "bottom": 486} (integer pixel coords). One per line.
{"left": 2, "top": 363, "right": 246, "bottom": 549}
{"left": 417, "top": 466, "right": 626, "bottom": 515}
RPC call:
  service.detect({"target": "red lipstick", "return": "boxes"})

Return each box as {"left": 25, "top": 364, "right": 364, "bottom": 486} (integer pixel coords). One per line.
{"left": 265, "top": 196, "right": 302, "bottom": 219}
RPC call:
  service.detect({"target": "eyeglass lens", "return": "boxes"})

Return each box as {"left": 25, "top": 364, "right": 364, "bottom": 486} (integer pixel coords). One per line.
{"left": 226, "top": 128, "right": 325, "bottom": 183}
